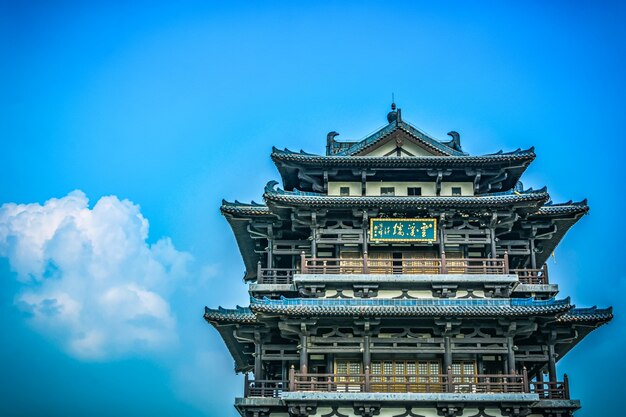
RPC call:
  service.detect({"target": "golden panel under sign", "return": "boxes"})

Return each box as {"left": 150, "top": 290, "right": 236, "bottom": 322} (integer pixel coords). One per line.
{"left": 369, "top": 218, "right": 437, "bottom": 242}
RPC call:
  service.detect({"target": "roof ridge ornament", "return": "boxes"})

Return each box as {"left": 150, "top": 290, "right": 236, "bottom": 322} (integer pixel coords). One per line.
{"left": 445, "top": 131, "right": 463, "bottom": 152}
{"left": 264, "top": 180, "right": 280, "bottom": 194}
{"left": 387, "top": 100, "right": 398, "bottom": 124}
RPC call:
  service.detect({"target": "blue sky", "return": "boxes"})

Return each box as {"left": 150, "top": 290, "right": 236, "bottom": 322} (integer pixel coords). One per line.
{"left": 1, "top": 1, "right": 624, "bottom": 416}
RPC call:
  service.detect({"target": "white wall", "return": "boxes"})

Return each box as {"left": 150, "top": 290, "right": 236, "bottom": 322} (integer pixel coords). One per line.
{"left": 328, "top": 182, "right": 361, "bottom": 196}
{"left": 365, "top": 182, "right": 437, "bottom": 196}
{"left": 440, "top": 182, "right": 474, "bottom": 196}
{"left": 328, "top": 181, "right": 475, "bottom": 196}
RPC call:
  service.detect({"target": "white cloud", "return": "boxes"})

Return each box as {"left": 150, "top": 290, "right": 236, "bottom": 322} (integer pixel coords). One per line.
{"left": 0, "top": 190, "right": 193, "bottom": 360}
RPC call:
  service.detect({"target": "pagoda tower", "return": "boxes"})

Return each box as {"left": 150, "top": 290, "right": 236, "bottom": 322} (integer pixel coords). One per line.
{"left": 205, "top": 105, "right": 612, "bottom": 417}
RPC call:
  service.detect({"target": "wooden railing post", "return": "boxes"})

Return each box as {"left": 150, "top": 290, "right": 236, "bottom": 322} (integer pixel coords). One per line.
{"left": 446, "top": 366, "right": 453, "bottom": 393}
{"left": 244, "top": 372, "right": 250, "bottom": 397}
{"left": 363, "top": 252, "right": 369, "bottom": 274}
{"left": 441, "top": 251, "right": 448, "bottom": 274}
{"left": 563, "top": 373, "right": 570, "bottom": 399}
{"left": 504, "top": 251, "right": 509, "bottom": 274}
{"left": 300, "top": 251, "right": 307, "bottom": 274}
{"left": 364, "top": 365, "right": 371, "bottom": 392}
{"left": 522, "top": 366, "right": 529, "bottom": 393}
{"left": 289, "top": 365, "right": 295, "bottom": 392}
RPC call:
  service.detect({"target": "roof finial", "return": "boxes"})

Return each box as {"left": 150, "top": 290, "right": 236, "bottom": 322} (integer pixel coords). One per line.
{"left": 387, "top": 93, "right": 398, "bottom": 124}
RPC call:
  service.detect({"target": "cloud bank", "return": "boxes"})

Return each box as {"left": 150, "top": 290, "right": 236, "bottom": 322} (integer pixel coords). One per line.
{"left": 0, "top": 191, "right": 194, "bottom": 360}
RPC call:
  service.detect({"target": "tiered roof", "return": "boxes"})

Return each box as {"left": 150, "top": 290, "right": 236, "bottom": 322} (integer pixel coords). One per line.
{"left": 205, "top": 299, "right": 613, "bottom": 325}
{"left": 263, "top": 181, "right": 549, "bottom": 211}
{"left": 248, "top": 296, "right": 572, "bottom": 317}
{"left": 204, "top": 298, "right": 612, "bottom": 372}
{"left": 327, "top": 119, "right": 466, "bottom": 156}
{"left": 272, "top": 146, "right": 535, "bottom": 167}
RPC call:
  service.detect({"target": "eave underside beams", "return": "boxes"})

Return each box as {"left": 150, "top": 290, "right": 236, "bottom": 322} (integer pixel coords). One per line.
{"left": 277, "top": 164, "right": 529, "bottom": 194}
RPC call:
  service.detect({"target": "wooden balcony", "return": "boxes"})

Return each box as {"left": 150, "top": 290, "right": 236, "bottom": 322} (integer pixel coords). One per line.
{"left": 511, "top": 265, "right": 549, "bottom": 285}
{"left": 243, "top": 375, "right": 288, "bottom": 398}
{"left": 243, "top": 368, "right": 570, "bottom": 399}
{"left": 257, "top": 254, "right": 549, "bottom": 285}
{"left": 301, "top": 252, "right": 509, "bottom": 275}
{"left": 257, "top": 267, "right": 295, "bottom": 284}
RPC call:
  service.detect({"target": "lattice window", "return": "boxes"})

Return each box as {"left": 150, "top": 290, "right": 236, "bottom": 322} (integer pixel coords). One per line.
{"left": 445, "top": 251, "right": 466, "bottom": 274}
{"left": 368, "top": 252, "right": 393, "bottom": 274}
{"left": 452, "top": 360, "right": 477, "bottom": 389}
{"left": 340, "top": 251, "right": 362, "bottom": 274}
{"left": 335, "top": 360, "right": 362, "bottom": 391}
{"left": 403, "top": 251, "right": 439, "bottom": 274}
{"left": 371, "top": 360, "right": 441, "bottom": 393}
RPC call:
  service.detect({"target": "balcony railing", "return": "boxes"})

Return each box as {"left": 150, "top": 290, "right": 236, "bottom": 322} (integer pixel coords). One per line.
{"left": 529, "top": 379, "right": 570, "bottom": 400}
{"left": 244, "top": 368, "right": 570, "bottom": 399}
{"left": 300, "top": 252, "right": 509, "bottom": 275}
{"left": 256, "top": 253, "right": 549, "bottom": 285}
{"left": 243, "top": 375, "right": 288, "bottom": 398}
{"left": 257, "top": 266, "right": 295, "bottom": 284}
{"left": 511, "top": 265, "right": 549, "bottom": 285}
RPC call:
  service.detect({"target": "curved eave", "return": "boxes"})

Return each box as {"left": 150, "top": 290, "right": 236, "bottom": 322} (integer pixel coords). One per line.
{"left": 249, "top": 297, "right": 571, "bottom": 318}
{"left": 532, "top": 200, "right": 589, "bottom": 218}
{"left": 204, "top": 306, "right": 257, "bottom": 324}
{"left": 221, "top": 202, "right": 276, "bottom": 280}
{"left": 271, "top": 148, "right": 536, "bottom": 167}
{"left": 553, "top": 306, "right": 613, "bottom": 362}
{"left": 204, "top": 307, "right": 257, "bottom": 372}
{"left": 220, "top": 200, "right": 273, "bottom": 218}
{"left": 263, "top": 190, "right": 549, "bottom": 211}
{"left": 556, "top": 307, "right": 613, "bottom": 325}
{"left": 528, "top": 200, "right": 589, "bottom": 266}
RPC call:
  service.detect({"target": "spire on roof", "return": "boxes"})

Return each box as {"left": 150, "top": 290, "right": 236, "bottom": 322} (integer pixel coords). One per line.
{"left": 387, "top": 99, "right": 398, "bottom": 124}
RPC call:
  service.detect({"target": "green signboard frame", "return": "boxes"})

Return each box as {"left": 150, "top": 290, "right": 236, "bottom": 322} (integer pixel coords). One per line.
{"left": 369, "top": 218, "right": 437, "bottom": 242}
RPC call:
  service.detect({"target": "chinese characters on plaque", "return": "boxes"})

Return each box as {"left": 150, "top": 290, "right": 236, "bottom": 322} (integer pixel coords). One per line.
{"left": 369, "top": 218, "right": 437, "bottom": 242}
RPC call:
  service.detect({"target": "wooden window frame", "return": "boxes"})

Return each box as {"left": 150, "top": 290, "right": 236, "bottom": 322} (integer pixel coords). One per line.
{"left": 380, "top": 187, "right": 395, "bottom": 196}
{"left": 407, "top": 187, "right": 422, "bottom": 196}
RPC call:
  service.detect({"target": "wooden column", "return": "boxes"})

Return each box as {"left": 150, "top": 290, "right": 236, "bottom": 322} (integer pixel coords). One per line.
{"left": 536, "top": 368, "right": 545, "bottom": 383}
{"left": 547, "top": 343, "right": 557, "bottom": 383}
{"left": 362, "top": 212, "right": 369, "bottom": 256}
{"left": 507, "top": 336, "right": 516, "bottom": 374}
{"left": 310, "top": 212, "right": 318, "bottom": 258}
{"left": 267, "top": 226, "right": 274, "bottom": 269}
{"left": 490, "top": 228, "right": 497, "bottom": 258}
{"left": 536, "top": 367, "right": 545, "bottom": 397}
{"left": 254, "top": 335, "right": 263, "bottom": 379}
{"left": 300, "top": 334, "right": 308, "bottom": 374}
{"left": 327, "top": 353, "right": 334, "bottom": 374}
{"left": 443, "top": 336, "right": 452, "bottom": 371}
{"left": 530, "top": 238, "right": 537, "bottom": 269}
{"left": 438, "top": 223, "right": 446, "bottom": 257}
{"left": 361, "top": 171, "right": 367, "bottom": 196}
{"left": 311, "top": 229, "right": 317, "bottom": 258}
{"left": 363, "top": 335, "right": 371, "bottom": 370}
{"left": 244, "top": 372, "right": 250, "bottom": 397}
